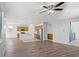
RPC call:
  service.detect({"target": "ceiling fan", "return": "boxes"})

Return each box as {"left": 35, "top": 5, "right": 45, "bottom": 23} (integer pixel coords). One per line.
{"left": 40, "top": 2, "right": 65, "bottom": 15}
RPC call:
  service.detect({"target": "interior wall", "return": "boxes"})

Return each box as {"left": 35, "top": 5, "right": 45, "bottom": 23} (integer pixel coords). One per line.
{"left": 71, "top": 21, "right": 79, "bottom": 40}
{"left": 6, "top": 24, "right": 17, "bottom": 38}
{"left": 47, "top": 19, "right": 70, "bottom": 44}
{"left": 0, "top": 12, "right": 5, "bottom": 57}
{"left": 0, "top": 11, "right": 3, "bottom": 56}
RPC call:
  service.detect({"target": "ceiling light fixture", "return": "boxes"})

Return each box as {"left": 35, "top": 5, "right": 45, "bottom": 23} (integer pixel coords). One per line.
{"left": 40, "top": 2, "right": 64, "bottom": 15}
{"left": 48, "top": 10, "right": 54, "bottom": 15}
{"left": 49, "top": 10, "right": 54, "bottom": 13}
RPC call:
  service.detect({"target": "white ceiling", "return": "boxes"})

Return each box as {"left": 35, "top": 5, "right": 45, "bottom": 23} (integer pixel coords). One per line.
{"left": 1, "top": 2, "right": 79, "bottom": 24}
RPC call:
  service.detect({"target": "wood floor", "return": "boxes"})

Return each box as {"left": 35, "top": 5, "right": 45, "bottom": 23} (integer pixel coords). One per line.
{"left": 5, "top": 38, "right": 79, "bottom": 57}
{"left": 71, "top": 39, "right": 79, "bottom": 47}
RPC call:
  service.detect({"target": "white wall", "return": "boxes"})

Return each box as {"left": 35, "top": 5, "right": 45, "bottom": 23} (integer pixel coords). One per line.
{"left": 6, "top": 24, "right": 17, "bottom": 38}
{"left": 0, "top": 12, "right": 5, "bottom": 57}
{"left": 71, "top": 22, "right": 79, "bottom": 39}
{"left": 47, "top": 19, "right": 70, "bottom": 44}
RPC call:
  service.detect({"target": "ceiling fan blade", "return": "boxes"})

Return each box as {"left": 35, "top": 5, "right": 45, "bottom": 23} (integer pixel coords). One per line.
{"left": 43, "top": 6, "right": 48, "bottom": 9}
{"left": 55, "top": 2, "right": 65, "bottom": 7}
{"left": 54, "top": 8, "right": 63, "bottom": 11}
{"left": 40, "top": 10, "right": 47, "bottom": 13}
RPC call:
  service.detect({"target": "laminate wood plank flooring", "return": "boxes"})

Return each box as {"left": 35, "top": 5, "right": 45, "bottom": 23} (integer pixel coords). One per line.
{"left": 5, "top": 38, "right": 79, "bottom": 57}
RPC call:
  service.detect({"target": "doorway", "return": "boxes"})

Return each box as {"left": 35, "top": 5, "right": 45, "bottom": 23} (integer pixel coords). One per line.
{"left": 70, "top": 21, "right": 79, "bottom": 47}
{"left": 34, "top": 24, "right": 43, "bottom": 41}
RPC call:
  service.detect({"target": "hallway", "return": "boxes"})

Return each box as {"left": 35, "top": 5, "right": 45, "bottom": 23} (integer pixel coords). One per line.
{"left": 5, "top": 38, "right": 79, "bottom": 57}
